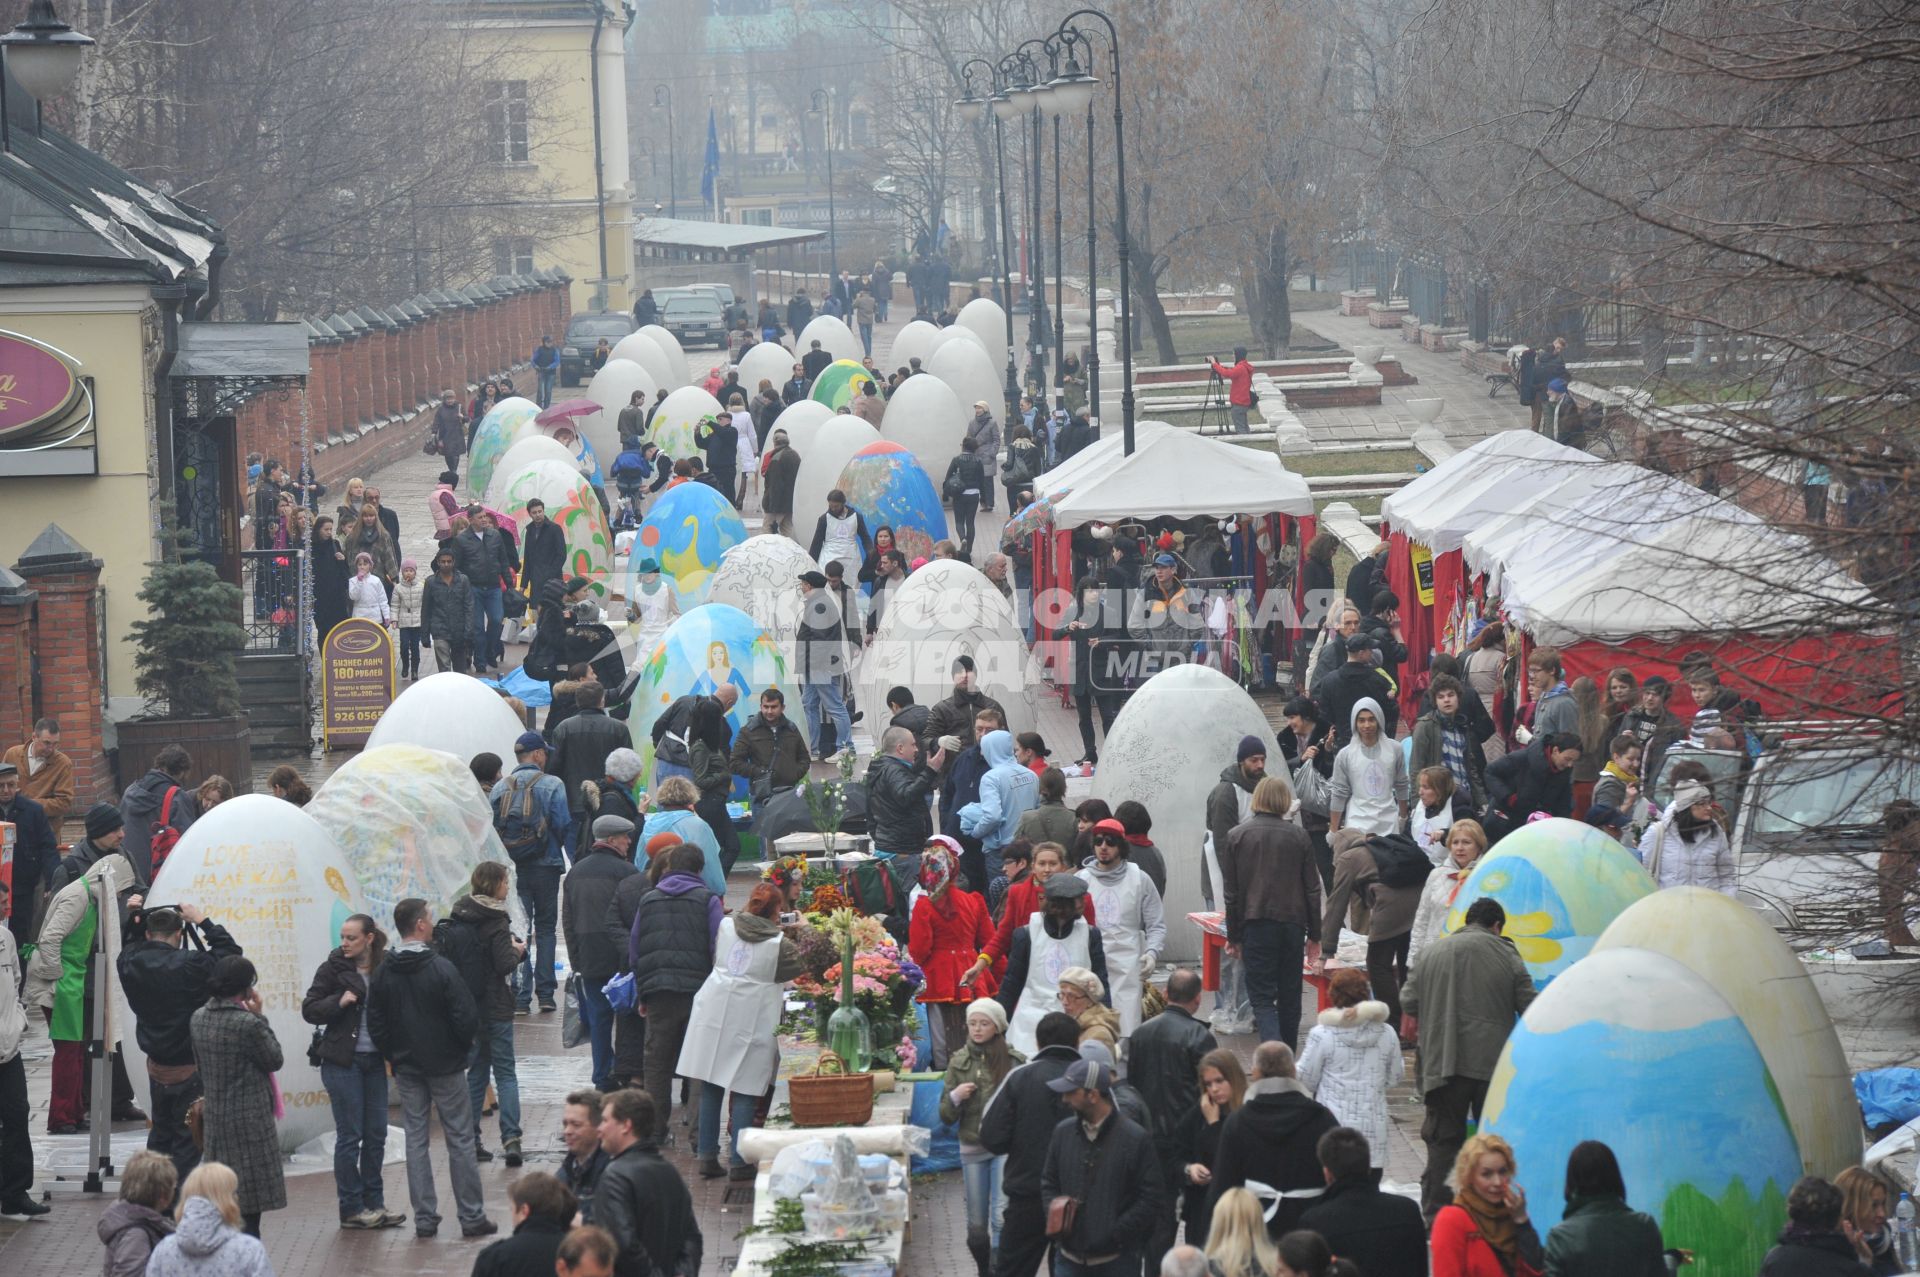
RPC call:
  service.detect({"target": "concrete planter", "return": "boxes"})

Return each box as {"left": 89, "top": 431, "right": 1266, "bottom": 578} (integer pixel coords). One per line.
{"left": 1406, "top": 398, "right": 1445, "bottom": 423}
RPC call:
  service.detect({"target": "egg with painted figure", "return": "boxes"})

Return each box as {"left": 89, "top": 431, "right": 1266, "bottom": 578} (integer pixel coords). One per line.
{"left": 1442, "top": 816, "right": 1656, "bottom": 988}
{"left": 1090, "top": 663, "right": 1277, "bottom": 963}
{"left": 1482, "top": 946, "right": 1797, "bottom": 1277}
{"left": 648, "top": 385, "right": 728, "bottom": 461}
{"left": 131, "top": 795, "right": 369, "bottom": 1151}
{"left": 1593, "top": 886, "right": 1859, "bottom": 1177}
{"left": 708, "top": 534, "right": 819, "bottom": 653}
{"left": 496, "top": 459, "right": 614, "bottom": 598}
{"left": 366, "top": 669, "right": 528, "bottom": 763}
{"left": 633, "top": 481, "right": 748, "bottom": 608}
{"left": 626, "top": 603, "right": 796, "bottom": 785}
{"left": 835, "top": 440, "right": 950, "bottom": 565}
{"left": 466, "top": 396, "right": 540, "bottom": 496}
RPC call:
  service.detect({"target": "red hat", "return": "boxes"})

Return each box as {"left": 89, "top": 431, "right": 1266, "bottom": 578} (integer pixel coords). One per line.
{"left": 645, "top": 833, "right": 682, "bottom": 858}
{"left": 1091, "top": 818, "right": 1127, "bottom": 839}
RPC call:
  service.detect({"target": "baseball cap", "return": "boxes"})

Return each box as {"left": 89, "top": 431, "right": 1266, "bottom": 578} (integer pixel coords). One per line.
{"left": 514, "top": 731, "right": 548, "bottom": 755}
{"left": 797, "top": 570, "right": 828, "bottom": 587}
{"left": 1047, "top": 1058, "right": 1113, "bottom": 1095}
{"left": 1153, "top": 553, "right": 1177, "bottom": 568}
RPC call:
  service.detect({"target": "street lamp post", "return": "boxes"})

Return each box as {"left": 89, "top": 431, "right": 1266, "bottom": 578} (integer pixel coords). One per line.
{"left": 0, "top": 0, "right": 94, "bottom": 152}
{"left": 958, "top": 67, "right": 1023, "bottom": 430}
{"left": 809, "top": 88, "right": 838, "bottom": 303}
{"left": 1013, "top": 43, "right": 1054, "bottom": 399}
{"left": 1050, "top": 9, "right": 1136, "bottom": 455}
{"left": 651, "top": 85, "right": 676, "bottom": 218}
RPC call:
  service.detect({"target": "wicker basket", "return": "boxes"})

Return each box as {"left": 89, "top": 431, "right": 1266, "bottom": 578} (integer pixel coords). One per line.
{"left": 788, "top": 1051, "right": 875, "bottom": 1128}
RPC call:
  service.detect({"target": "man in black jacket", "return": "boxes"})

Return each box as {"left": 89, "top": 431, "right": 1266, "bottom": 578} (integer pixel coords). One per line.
{"left": 595, "top": 1088, "right": 701, "bottom": 1277}
{"left": 564, "top": 817, "right": 639, "bottom": 1091}
{"left": 119, "top": 903, "right": 241, "bottom": 1178}
{"left": 923, "top": 657, "right": 1007, "bottom": 778}
{"left": 1359, "top": 589, "right": 1410, "bottom": 680}
{"left": 473, "top": 1172, "right": 576, "bottom": 1277}
{"left": 1297, "top": 1127, "right": 1426, "bottom": 1277}
{"left": 1208, "top": 1041, "right": 1340, "bottom": 1238}
{"left": 1040, "top": 1057, "right": 1164, "bottom": 1277}
{"left": 1317, "top": 635, "right": 1400, "bottom": 748}
{"left": 436, "top": 869, "right": 526, "bottom": 1166}
{"left": 796, "top": 572, "right": 853, "bottom": 761}
{"left": 0, "top": 764, "right": 55, "bottom": 949}
{"left": 885, "top": 687, "right": 931, "bottom": 765}
{"left": 801, "top": 339, "right": 833, "bottom": 383}
{"left": 519, "top": 498, "right": 568, "bottom": 604}
{"left": 864, "top": 727, "right": 944, "bottom": 856}
{"left": 1128, "top": 968, "right": 1218, "bottom": 1273}
{"left": 1483, "top": 732, "right": 1582, "bottom": 844}
{"left": 420, "top": 548, "right": 475, "bottom": 674}
{"left": 980, "top": 1012, "right": 1090, "bottom": 1277}
{"left": 550, "top": 683, "right": 631, "bottom": 856}
{"left": 728, "top": 689, "right": 812, "bottom": 797}
{"left": 369, "top": 897, "right": 493, "bottom": 1239}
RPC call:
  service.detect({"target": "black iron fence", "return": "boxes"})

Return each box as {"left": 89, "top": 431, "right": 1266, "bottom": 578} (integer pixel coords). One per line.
{"left": 241, "top": 547, "right": 310, "bottom": 655}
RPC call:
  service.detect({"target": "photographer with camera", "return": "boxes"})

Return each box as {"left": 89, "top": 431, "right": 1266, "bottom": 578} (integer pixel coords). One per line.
{"left": 1208, "top": 348, "right": 1256, "bottom": 434}
{"left": 119, "top": 903, "right": 243, "bottom": 1179}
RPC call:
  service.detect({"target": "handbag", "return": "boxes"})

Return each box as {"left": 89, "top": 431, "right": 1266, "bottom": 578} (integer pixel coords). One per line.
{"left": 561, "top": 974, "right": 589, "bottom": 1049}
{"left": 423, "top": 434, "right": 441, "bottom": 455}
{"left": 1045, "top": 1195, "right": 1080, "bottom": 1240}
{"left": 603, "top": 971, "right": 638, "bottom": 1015}
{"left": 502, "top": 588, "right": 529, "bottom": 621}
{"left": 186, "top": 1098, "right": 206, "bottom": 1151}
{"left": 1293, "top": 757, "right": 1331, "bottom": 817}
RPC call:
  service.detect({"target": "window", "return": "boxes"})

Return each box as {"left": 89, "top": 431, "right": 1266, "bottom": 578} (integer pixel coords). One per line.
{"left": 849, "top": 112, "right": 870, "bottom": 145}
{"left": 484, "top": 81, "right": 530, "bottom": 163}
{"left": 494, "top": 236, "right": 535, "bottom": 275}
{"left": 760, "top": 113, "right": 780, "bottom": 130}
{"left": 739, "top": 208, "right": 773, "bottom": 226}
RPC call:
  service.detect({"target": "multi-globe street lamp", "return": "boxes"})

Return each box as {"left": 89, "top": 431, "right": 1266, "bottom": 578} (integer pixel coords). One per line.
{"left": 955, "top": 62, "right": 1023, "bottom": 429}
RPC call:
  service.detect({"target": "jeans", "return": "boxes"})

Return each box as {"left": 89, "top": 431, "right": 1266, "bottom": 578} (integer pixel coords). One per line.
{"left": 148, "top": 1070, "right": 204, "bottom": 1183}
{"left": 961, "top": 1153, "right": 1007, "bottom": 1247}
{"left": 859, "top": 321, "right": 874, "bottom": 356}
{"left": 995, "top": 1194, "right": 1049, "bottom": 1277}
{"left": 1367, "top": 931, "right": 1411, "bottom": 1033}
{"left": 641, "top": 992, "right": 695, "bottom": 1140}
{"left": 697, "top": 1082, "right": 760, "bottom": 1166}
{"left": 1420, "top": 1075, "right": 1489, "bottom": 1218}
{"left": 431, "top": 637, "right": 472, "bottom": 674}
{"left": 466, "top": 1020, "right": 521, "bottom": 1147}
{"left": 0, "top": 1053, "right": 29, "bottom": 1202}
{"left": 536, "top": 367, "right": 556, "bottom": 408}
{"left": 322, "top": 1052, "right": 389, "bottom": 1217}
{"left": 1242, "top": 917, "right": 1306, "bottom": 1050}
{"left": 472, "top": 585, "right": 504, "bottom": 668}
{"left": 514, "top": 862, "right": 562, "bottom": 1007}
{"left": 577, "top": 981, "right": 616, "bottom": 1091}
{"left": 398, "top": 626, "right": 421, "bottom": 678}
{"left": 1075, "top": 686, "right": 1120, "bottom": 759}
{"left": 953, "top": 493, "right": 980, "bottom": 558}
{"left": 396, "top": 1070, "right": 486, "bottom": 1232}
{"left": 801, "top": 680, "right": 853, "bottom": 757}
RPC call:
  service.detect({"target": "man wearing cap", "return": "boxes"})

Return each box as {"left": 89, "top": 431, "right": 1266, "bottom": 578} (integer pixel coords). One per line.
{"left": 119, "top": 902, "right": 242, "bottom": 1178}
{"left": 979, "top": 1011, "right": 1081, "bottom": 1277}
{"left": 25, "top": 802, "right": 145, "bottom": 1133}
{"left": 1543, "top": 378, "right": 1584, "bottom": 445}
{"left": 1208, "top": 348, "right": 1256, "bottom": 433}
{"left": 1078, "top": 818, "right": 1166, "bottom": 1038}
{"left": 1139, "top": 552, "right": 1197, "bottom": 670}
{"left": 0, "top": 760, "right": 56, "bottom": 951}
{"left": 550, "top": 682, "right": 631, "bottom": 857}
{"left": 1527, "top": 335, "right": 1569, "bottom": 432}
{"left": 1039, "top": 1056, "right": 1163, "bottom": 1277}
{"left": 761, "top": 429, "right": 801, "bottom": 537}
{"left": 564, "top": 816, "right": 640, "bottom": 1090}
{"left": 796, "top": 571, "right": 855, "bottom": 762}
{"left": 998, "top": 876, "right": 1108, "bottom": 1056}
{"left": 492, "top": 733, "right": 572, "bottom": 1014}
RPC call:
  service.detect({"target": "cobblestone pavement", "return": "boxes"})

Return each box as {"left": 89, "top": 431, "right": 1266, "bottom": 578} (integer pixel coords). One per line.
{"left": 1296, "top": 310, "right": 1531, "bottom": 448}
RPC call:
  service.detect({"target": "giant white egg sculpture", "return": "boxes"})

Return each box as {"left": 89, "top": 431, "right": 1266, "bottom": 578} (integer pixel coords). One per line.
{"left": 737, "top": 340, "right": 796, "bottom": 395}
{"left": 879, "top": 372, "right": 969, "bottom": 483}
{"left": 798, "top": 314, "right": 861, "bottom": 364}
{"left": 467, "top": 396, "right": 541, "bottom": 498}
{"left": 585, "top": 358, "right": 659, "bottom": 459}
{"left": 927, "top": 338, "right": 1005, "bottom": 428}
{"left": 927, "top": 324, "right": 989, "bottom": 361}
{"left": 860, "top": 558, "right": 1038, "bottom": 744}
{"left": 770, "top": 399, "right": 836, "bottom": 459}
{"left": 486, "top": 434, "right": 585, "bottom": 508}
{"left": 365, "top": 671, "right": 527, "bottom": 764}
{"left": 886, "top": 320, "right": 941, "bottom": 370}
{"left": 637, "top": 324, "right": 691, "bottom": 388}
{"left": 791, "top": 416, "right": 881, "bottom": 553}
{"left": 612, "top": 332, "right": 679, "bottom": 395}
{"left": 956, "top": 297, "right": 1012, "bottom": 368}
{"left": 1091, "top": 664, "right": 1277, "bottom": 960}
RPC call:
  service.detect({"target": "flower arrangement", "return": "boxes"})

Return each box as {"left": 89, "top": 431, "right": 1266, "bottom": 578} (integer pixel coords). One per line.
{"left": 799, "top": 751, "right": 860, "bottom": 851}
{"left": 804, "top": 883, "right": 849, "bottom": 915}
{"left": 785, "top": 909, "right": 924, "bottom": 1071}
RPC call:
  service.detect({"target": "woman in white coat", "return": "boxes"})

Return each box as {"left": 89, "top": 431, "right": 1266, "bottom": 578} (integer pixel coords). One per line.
{"left": 1636, "top": 780, "right": 1736, "bottom": 895}
{"left": 1408, "top": 819, "right": 1488, "bottom": 969}
{"left": 675, "top": 883, "right": 802, "bottom": 1181}
{"left": 1296, "top": 968, "right": 1403, "bottom": 1173}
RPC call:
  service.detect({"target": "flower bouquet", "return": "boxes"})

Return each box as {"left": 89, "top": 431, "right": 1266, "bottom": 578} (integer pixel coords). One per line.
{"left": 786, "top": 909, "right": 925, "bottom": 1072}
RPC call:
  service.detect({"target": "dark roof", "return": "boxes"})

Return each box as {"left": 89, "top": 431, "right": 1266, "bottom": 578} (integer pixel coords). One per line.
{"left": 0, "top": 71, "right": 223, "bottom": 289}
{"left": 172, "top": 322, "right": 311, "bottom": 379}
{"left": 632, "top": 216, "right": 826, "bottom": 251}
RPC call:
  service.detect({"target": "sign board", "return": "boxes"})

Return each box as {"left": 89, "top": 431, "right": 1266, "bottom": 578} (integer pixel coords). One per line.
{"left": 0, "top": 330, "right": 96, "bottom": 476}
{"left": 1411, "top": 541, "right": 1436, "bottom": 608}
{"left": 320, "top": 618, "right": 395, "bottom": 748}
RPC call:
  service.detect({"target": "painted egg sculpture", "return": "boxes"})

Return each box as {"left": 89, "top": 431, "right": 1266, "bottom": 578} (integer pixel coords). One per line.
{"left": 466, "top": 395, "right": 540, "bottom": 496}
{"left": 633, "top": 480, "right": 747, "bottom": 608}
{"left": 497, "top": 459, "right": 614, "bottom": 597}
{"left": 835, "top": 440, "right": 949, "bottom": 563}
{"left": 626, "top": 603, "right": 796, "bottom": 779}
{"left": 809, "top": 358, "right": 875, "bottom": 410}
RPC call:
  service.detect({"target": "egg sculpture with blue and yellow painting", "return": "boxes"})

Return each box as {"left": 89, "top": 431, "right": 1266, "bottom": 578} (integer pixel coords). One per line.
{"left": 835, "top": 440, "right": 950, "bottom": 564}
{"left": 498, "top": 459, "right": 614, "bottom": 598}
{"left": 809, "top": 359, "right": 875, "bottom": 410}
{"left": 1481, "top": 946, "right": 1797, "bottom": 1276}
{"left": 465, "top": 395, "right": 540, "bottom": 497}
{"left": 632, "top": 480, "right": 747, "bottom": 608}
{"left": 1440, "top": 816, "right": 1654, "bottom": 988}
{"left": 626, "top": 603, "right": 796, "bottom": 785}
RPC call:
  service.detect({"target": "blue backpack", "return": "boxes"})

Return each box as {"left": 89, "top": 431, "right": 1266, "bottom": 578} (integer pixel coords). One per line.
{"left": 493, "top": 771, "right": 551, "bottom": 864}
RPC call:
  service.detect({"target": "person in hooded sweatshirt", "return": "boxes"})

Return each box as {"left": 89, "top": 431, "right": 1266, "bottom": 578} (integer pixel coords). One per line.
{"left": 146, "top": 1162, "right": 272, "bottom": 1277}
{"left": 1318, "top": 636, "right": 1400, "bottom": 750}
{"left": 1327, "top": 698, "right": 1408, "bottom": 838}
{"left": 1207, "top": 1040, "right": 1340, "bottom": 1238}
{"left": 1077, "top": 817, "right": 1167, "bottom": 1038}
{"left": 119, "top": 744, "right": 197, "bottom": 891}
{"left": 957, "top": 730, "right": 1040, "bottom": 879}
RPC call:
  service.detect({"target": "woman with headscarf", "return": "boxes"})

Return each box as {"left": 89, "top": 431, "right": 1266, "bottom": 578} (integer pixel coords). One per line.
{"left": 908, "top": 835, "right": 997, "bottom": 1069}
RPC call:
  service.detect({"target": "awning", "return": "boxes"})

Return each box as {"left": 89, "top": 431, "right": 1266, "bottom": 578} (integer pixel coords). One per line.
{"left": 1032, "top": 422, "right": 1313, "bottom": 529}
{"left": 1379, "top": 429, "right": 1590, "bottom": 552}
{"left": 170, "top": 322, "right": 311, "bottom": 379}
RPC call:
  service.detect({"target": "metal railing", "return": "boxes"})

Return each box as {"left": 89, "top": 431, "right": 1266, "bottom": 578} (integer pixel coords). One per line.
{"left": 240, "top": 547, "right": 310, "bottom": 655}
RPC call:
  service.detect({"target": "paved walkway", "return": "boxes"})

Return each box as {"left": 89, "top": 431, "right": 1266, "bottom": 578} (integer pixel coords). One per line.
{"left": 1297, "top": 310, "right": 1531, "bottom": 447}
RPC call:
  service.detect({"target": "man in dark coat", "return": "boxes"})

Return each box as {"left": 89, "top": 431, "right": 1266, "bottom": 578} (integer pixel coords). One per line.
{"left": 563, "top": 818, "right": 639, "bottom": 1092}
{"left": 1483, "top": 732, "right": 1582, "bottom": 843}
{"left": 924, "top": 657, "right": 1007, "bottom": 778}
{"left": 550, "top": 682, "right": 630, "bottom": 855}
{"left": 519, "top": 498, "right": 568, "bottom": 604}
{"left": 595, "top": 1088, "right": 702, "bottom": 1277}
{"left": 786, "top": 290, "right": 814, "bottom": 334}
{"left": 119, "top": 744, "right": 196, "bottom": 892}
{"left": 1358, "top": 589, "right": 1410, "bottom": 680}
{"left": 801, "top": 340, "right": 833, "bottom": 383}
{"left": 420, "top": 548, "right": 476, "bottom": 674}
{"left": 1343, "top": 541, "right": 1389, "bottom": 615}
{"left": 1297, "top": 1127, "right": 1426, "bottom": 1277}
{"left": 884, "top": 687, "right": 931, "bottom": 765}
{"left": 729, "top": 689, "right": 811, "bottom": 797}
{"left": 119, "top": 904, "right": 243, "bottom": 1179}
{"left": 473, "top": 1172, "right": 577, "bottom": 1277}
{"left": 1127, "top": 968, "right": 1218, "bottom": 1274}
{"left": 693, "top": 414, "right": 740, "bottom": 508}
{"left": 864, "top": 727, "right": 943, "bottom": 855}
{"left": 760, "top": 430, "right": 801, "bottom": 537}
{"left": 1208, "top": 1041, "right": 1341, "bottom": 1238}
{"left": 1040, "top": 1058, "right": 1165, "bottom": 1275}
{"left": 1317, "top": 636, "right": 1401, "bottom": 748}
{"left": 980, "top": 1011, "right": 1081, "bottom": 1277}
{"left": 0, "top": 764, "right": 56, "bottom": 949}
{"left": 369, "top": 897, "right": 492, "bottom": 1239}
{"left": 796, "top": 572, "right": 853, "bottom": 760}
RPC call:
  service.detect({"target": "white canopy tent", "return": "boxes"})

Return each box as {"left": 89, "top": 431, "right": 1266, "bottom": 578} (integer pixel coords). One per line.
{"left": 1031, "top": 422, "right": 1313, "bottom": 528}
{"left": 1379, "top": 430, "right": 1590, "bottom": 552}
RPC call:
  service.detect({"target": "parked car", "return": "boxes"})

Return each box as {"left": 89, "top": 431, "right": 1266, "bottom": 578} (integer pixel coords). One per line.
{"left": 661, "top": 294, "right": 726, "bottom": 349}
{"left": 561, "top": 312, "right": 636, "bottom": 386}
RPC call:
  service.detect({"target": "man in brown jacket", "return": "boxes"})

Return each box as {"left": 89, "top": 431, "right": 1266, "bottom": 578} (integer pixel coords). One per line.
{"left": 1319, "top": 828, "right": 1427, "bottom": 1035}
{"left": 3, "top": 719, "right": 74, "bottom": 831}
{"left": 1221, "top": 776, "right": 1323, "bottom": 1050}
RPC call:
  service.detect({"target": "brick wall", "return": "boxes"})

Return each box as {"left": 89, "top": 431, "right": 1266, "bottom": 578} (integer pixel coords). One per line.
{"left": 13, "top": 545, "right": 109, "bottom": 806}
{"left": 0, "top": 572, "right": 33, "bottom": 752}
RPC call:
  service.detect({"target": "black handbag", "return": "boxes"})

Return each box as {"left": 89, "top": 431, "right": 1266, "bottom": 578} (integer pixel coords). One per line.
{"left": 502, "top": 588, "right": 529, "bottom": 620}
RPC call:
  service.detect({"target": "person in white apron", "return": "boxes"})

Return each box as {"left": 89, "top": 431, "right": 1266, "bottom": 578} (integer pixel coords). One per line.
{"left": 1001, "top": 875, "right": 1107, "bottom": 1056}
{"left": 675, "top": 885, "right": 801, "bottom": 1180}
{"left": 1079, "top": 818, "right": 1166, "bottom": 1038}
{"left": 809, "top": 490, "right": 871, "bottom": 577}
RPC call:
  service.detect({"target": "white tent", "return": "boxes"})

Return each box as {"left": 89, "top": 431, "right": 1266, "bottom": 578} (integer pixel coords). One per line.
{"left": 1032, "top": 422, "right": 1312, "bottom": 528}
{"left": 1517, "top": 517, "right": 1875, "bottom": 646}
{"left": 1380, "top": 430, "right": 1591, "bottom": 552}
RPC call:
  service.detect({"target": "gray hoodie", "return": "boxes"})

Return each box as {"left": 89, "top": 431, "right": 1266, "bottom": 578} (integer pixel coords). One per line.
{"left": 1327, "top": 696, "right": 1408, "bottom": 836}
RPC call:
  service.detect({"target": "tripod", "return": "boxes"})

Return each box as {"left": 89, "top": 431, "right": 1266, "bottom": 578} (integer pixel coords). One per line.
{"left": 1197, "top": 366, "right": 1229, "bottom": 436}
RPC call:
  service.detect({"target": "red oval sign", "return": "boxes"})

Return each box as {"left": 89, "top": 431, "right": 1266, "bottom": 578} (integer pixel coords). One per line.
{"left": 0, "top": 333, "right": 81, "bottom": 442}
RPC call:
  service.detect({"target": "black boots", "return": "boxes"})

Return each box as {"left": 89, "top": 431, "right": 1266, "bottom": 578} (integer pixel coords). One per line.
{"left": 966, "top": 1230, "right": 992, "bottom": 1277}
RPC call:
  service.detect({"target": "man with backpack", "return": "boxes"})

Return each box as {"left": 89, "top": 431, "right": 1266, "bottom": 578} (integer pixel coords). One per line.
{"left": 562, "top": 816, "right": 639, "bottom": 1091}
{"left": 650, "top": 686, "right": 738, "bottom": 784}
{"left": 119, "top": 744, "right": 196, "bottom": 891}
{"left": 1320, "top": 827, "right": 1430, "bottom": 1036}
{"left": 491, "top": 732, "right": 571, "bottom": 1015}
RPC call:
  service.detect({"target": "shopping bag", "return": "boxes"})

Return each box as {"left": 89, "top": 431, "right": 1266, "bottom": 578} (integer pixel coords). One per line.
{"left": 561, "top": 974, "right": 589, "bottom": 1048}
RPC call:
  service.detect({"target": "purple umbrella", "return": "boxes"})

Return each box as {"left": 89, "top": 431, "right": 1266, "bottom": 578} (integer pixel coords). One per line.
{"left": 536, "top": 397, "right": 600, "bottom": 426}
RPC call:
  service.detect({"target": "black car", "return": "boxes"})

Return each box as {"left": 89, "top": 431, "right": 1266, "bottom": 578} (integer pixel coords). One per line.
{"left": 560, "top": 312, "right": 636, "bottom": 386}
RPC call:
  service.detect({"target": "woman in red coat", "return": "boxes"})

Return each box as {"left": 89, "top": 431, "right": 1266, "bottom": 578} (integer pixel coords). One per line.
{"left": 909, "top": 836, "right": 996, "bottom": 1069}
{"left": 963, "top": 841, "right": 1094, "bottom": 987}
{"left": 1431, "top": 1132, "right": 1544, "bottom": 1277}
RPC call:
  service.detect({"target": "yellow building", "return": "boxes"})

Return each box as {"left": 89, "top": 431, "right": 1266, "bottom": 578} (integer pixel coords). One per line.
{"left": 451, "top": 0, "right": 636, "bottom": 316}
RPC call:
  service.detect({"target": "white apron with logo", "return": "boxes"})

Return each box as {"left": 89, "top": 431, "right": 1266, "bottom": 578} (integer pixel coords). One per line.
{"left": 1080, "top": 862, "right": 1149, "bottom": 1037}
{"left": 675, "top": 916, "right": 784, "bottom": 1094}
{"left": 818, "top": 510, "right": 862, "bottom": 574}
{"left": 1007, "top": 912, "right": 1091, "bottom": 1057}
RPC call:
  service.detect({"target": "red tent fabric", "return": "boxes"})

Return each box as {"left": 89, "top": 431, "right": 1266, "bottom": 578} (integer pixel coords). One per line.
{"left": 1559, "top": 632, "right": 1902, "bottom": 722}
